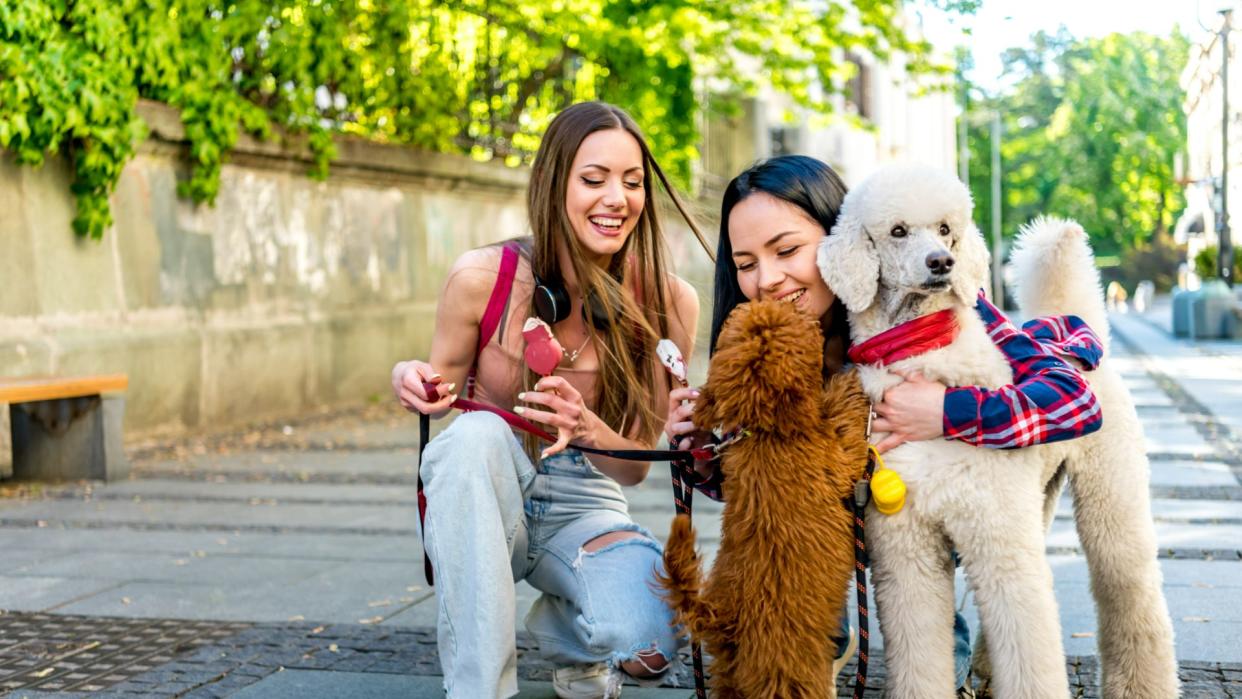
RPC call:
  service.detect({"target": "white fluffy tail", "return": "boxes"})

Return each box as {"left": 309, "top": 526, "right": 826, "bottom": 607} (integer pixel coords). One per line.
{"left": 1008, "top": 216, "right": 1110, "bottom": 353}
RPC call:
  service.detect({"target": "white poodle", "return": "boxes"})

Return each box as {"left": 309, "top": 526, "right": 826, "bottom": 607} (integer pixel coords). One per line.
{"left": 817, "top": 165, "right": 1177, "bottom": 699}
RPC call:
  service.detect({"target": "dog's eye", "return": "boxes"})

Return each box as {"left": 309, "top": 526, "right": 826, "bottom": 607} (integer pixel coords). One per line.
{"left": 939, "top": 223, "right": 951, "bottom": 236}
{"left": 890, "top": 225, "right": 907, "bottom": 238}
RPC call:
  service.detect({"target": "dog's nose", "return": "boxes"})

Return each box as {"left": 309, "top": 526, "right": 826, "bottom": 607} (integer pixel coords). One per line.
{"left": 926, "top": 251, "right": 955, "bottom": 276}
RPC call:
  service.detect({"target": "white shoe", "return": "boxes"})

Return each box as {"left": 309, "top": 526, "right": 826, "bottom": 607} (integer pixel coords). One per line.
{"left": 831, "top": 625, "right": 858, "bottom": 678}
{"left": 552, "top": 662, "right": 623, "bottom": 699}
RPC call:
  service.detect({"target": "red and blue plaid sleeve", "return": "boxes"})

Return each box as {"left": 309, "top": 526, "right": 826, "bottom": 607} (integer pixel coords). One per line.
{"left": 942, "top": 294, "right": 1103, "bottom": 448}
{"left": 1020, "top": 314, "right": 1103, "bottom": 370}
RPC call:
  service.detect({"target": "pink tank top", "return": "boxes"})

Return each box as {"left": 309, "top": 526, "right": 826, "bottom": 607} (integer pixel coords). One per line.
{"left": 469, "top": 242, "right": 598, "bottom": 412}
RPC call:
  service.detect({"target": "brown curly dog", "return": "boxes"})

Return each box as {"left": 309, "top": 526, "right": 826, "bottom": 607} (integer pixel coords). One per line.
{"left": 658, "top": 299, "right": 871, "bottom": 698}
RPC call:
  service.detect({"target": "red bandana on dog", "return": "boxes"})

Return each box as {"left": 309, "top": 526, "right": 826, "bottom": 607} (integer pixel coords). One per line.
{"left": 847, "top": 308, "right": 960, "bottom": 366}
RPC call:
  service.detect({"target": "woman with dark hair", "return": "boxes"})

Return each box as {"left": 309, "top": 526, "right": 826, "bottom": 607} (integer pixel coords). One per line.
{"left": 393, "top": 101, "right": 710, "bottom": 698}
{"left": 665, "top": 155, "right": 1104, "bottom": 697}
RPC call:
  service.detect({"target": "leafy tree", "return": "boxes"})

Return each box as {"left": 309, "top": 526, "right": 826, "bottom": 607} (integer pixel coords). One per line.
{"left": 2, "top": 0, "right": 968, "bottom": 239}
{"left": 964, "top": 29, "right": 1189, "bottom": 261}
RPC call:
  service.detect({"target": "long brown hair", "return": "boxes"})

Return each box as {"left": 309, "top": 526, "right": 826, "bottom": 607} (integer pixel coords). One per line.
{"left": 524, "top": 101, "right": 710, "bottom": 452}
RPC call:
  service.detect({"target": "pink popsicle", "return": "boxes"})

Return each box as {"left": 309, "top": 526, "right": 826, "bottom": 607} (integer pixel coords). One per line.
{"left": 523, "top": 317, "right": 564, "bottom": 376}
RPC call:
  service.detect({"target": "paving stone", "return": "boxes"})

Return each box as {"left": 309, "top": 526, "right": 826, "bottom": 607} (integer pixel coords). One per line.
{"left": 0, "top": 576, "right": 124, "bottom": 613}
{"left": 7, "top": 550, "right": 333, "bottom": 586}
{"left": 1148, "top": 461, "right": 1241, "bottom": 488}
{"left": 1046, "top": 519, "right": 1242, "bottom": 553}
{"left": 78, "top": 479, "right": 415, "bottom": 505}
{"left": 135, "top": 451, "right": 418, "bottom": 479}
{"left": 0, "top": 550, "right": 79, "bottom": 576}
{"left": 0, "top": 528, "right": 415, "bottom": 564}
{"left": 0, "top": 499, "right": 418, "bottom": 533}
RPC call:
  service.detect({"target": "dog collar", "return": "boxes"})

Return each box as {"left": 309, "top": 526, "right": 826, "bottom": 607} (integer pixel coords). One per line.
{"left": 847, "top": 308, "right": 960, "bottom": 367}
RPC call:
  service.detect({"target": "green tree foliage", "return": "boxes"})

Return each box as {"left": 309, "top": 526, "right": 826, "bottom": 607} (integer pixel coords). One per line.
{"left": 1, "top": 0, "right": 964, "bottom": 239}
{"left": 964, "top": 29, "right": 1189, "bottom": 261}
{"left": 1193, "top": 245, "right": 1242, "bottom": 282}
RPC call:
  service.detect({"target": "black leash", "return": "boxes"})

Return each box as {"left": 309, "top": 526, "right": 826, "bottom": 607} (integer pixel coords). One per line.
{"left": 417, "top": 412, "right": 433, "bottom": 585}
{"left": 669, "top": 455, "right": 708, "bottom": 698}
{"left": 850, "top": 448, "right": 879, "bottom": 699}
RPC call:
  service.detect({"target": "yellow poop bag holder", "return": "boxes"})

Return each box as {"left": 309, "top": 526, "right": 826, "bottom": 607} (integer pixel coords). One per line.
{"left": 862, "top": 405, "right": 907, "bottom": 515}
{"left": 868, "top": 446, "right": 906, "bottom": 515}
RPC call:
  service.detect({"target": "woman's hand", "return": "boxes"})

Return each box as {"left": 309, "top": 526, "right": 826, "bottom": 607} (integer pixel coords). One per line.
{"left": 663, "top": 386, "right": 717, "bottom": 478}
{"left": 392, "top": 360, "right": 457, "bottom": 415}
{"left": 514, "top": 375, "right": 605, "bottom": 458}
{"left": 663, "top": 386, "right": 700, "bottom": 446}
{"left": 872, "top": 369, "right": 948, "bottom": 453}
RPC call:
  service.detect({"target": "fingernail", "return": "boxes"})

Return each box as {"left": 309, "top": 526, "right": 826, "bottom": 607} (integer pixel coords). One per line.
{"left": 540, "top": 451, "right": 549, "bottom": 459}
{"left": 517, "top": 392, "right": 526, "bottom": 400}
{"left": 446, "top": 383, "right": 456, "bottom": 391}
{"left": 514, "top": 406, "right": 525, "bottom": 414}
{"left": 691, "top": 390, "right": 701, "bottom": 397}
{"left": 430, "top": 373, "right": 442, "bottom": 382}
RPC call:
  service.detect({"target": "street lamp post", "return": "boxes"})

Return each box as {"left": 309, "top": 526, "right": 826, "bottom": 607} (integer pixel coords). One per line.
{"left": 1222, "top": 8, "right": 1234, "bottom": 287}
{"left": 991, "top": 112, "right": 1004, "bottom": 304}
{"left": 959, "top": 85, "right": 970, "bottom": 184}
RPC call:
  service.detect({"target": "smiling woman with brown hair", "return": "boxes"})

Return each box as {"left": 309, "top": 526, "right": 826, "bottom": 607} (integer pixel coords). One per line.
{"left": 391, "top": 101, "right": 710, "bottom": 699}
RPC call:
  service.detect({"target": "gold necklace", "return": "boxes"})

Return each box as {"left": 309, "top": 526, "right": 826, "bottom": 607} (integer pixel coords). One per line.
{"left": 564, "top": 330, "right": 593, "bottom": 365}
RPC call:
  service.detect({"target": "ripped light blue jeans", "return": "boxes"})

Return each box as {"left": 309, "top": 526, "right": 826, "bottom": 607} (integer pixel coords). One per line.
{"left": 419, "top": 411, "right": 681, "bottom": 699}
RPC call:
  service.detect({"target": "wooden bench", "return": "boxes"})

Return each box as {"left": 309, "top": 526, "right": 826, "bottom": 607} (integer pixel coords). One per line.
{"left": 0, "top": 374, "right": 129, "bottom": 482}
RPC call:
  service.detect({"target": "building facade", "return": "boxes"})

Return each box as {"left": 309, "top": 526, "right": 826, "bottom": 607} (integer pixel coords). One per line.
{"left": 1180, "top": 4, "right": 1241, "bottom": 287}
{"left": 697, "top": 43, "right": 958, "bottom": 191}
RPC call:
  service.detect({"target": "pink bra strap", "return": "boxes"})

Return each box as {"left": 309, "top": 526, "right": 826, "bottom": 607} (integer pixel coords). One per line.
{"left": 467, "top": 241, "right": 520, "bottom": 398}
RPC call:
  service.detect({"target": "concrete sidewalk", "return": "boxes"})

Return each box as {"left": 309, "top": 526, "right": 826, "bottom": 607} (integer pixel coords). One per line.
{"left": 2, "top": 302, "right": 1242, "bottom": 696}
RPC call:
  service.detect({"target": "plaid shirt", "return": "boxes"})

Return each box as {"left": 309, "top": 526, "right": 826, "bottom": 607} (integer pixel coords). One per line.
{"left": 691, "top": 294, "right": 1103, "bottom": 501}
{"left": 943, "top": 294, "right": 1102, "bottom": 448}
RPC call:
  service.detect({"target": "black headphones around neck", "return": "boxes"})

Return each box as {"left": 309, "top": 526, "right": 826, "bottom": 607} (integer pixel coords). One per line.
{"left": 533, "top": 273, "right": 614, "bottom": 331}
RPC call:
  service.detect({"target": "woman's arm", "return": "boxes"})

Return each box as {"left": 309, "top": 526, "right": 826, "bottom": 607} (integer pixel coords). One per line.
{"left": 944, "top": 294, "right": 1103, "bottom": 448}
{"left": 391, "top": 248, "right": 495, "bottom": 417}
{"left": 873, "top": 294, "right": 1103, "bottom": 451}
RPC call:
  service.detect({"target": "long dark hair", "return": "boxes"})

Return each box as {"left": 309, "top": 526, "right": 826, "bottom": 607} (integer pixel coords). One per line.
{"left": 524, "top": 101, "right": 710, "bottom": 451}
{"left": 709, "top": 155, "right": 852, "bottom": 367}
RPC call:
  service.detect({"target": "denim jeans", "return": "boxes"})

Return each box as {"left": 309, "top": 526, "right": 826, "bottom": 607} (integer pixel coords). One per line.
{"left": 419, "top": 411, "right": 681, "bottom": 698}
{"left": 952, "top": 610, "right": 971, "bottom": 687}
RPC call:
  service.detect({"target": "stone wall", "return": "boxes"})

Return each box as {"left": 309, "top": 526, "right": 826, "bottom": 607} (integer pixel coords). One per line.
{"left": 0, "top": 101, "right": 717, "bottom": 440}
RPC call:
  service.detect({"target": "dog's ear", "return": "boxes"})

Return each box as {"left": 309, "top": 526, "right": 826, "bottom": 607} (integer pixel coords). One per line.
{"left": 819, "top": 209, "right": 879, "bottom": 313}
{"left": 950, "top": 223, "right": 991, "bottom": 305}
